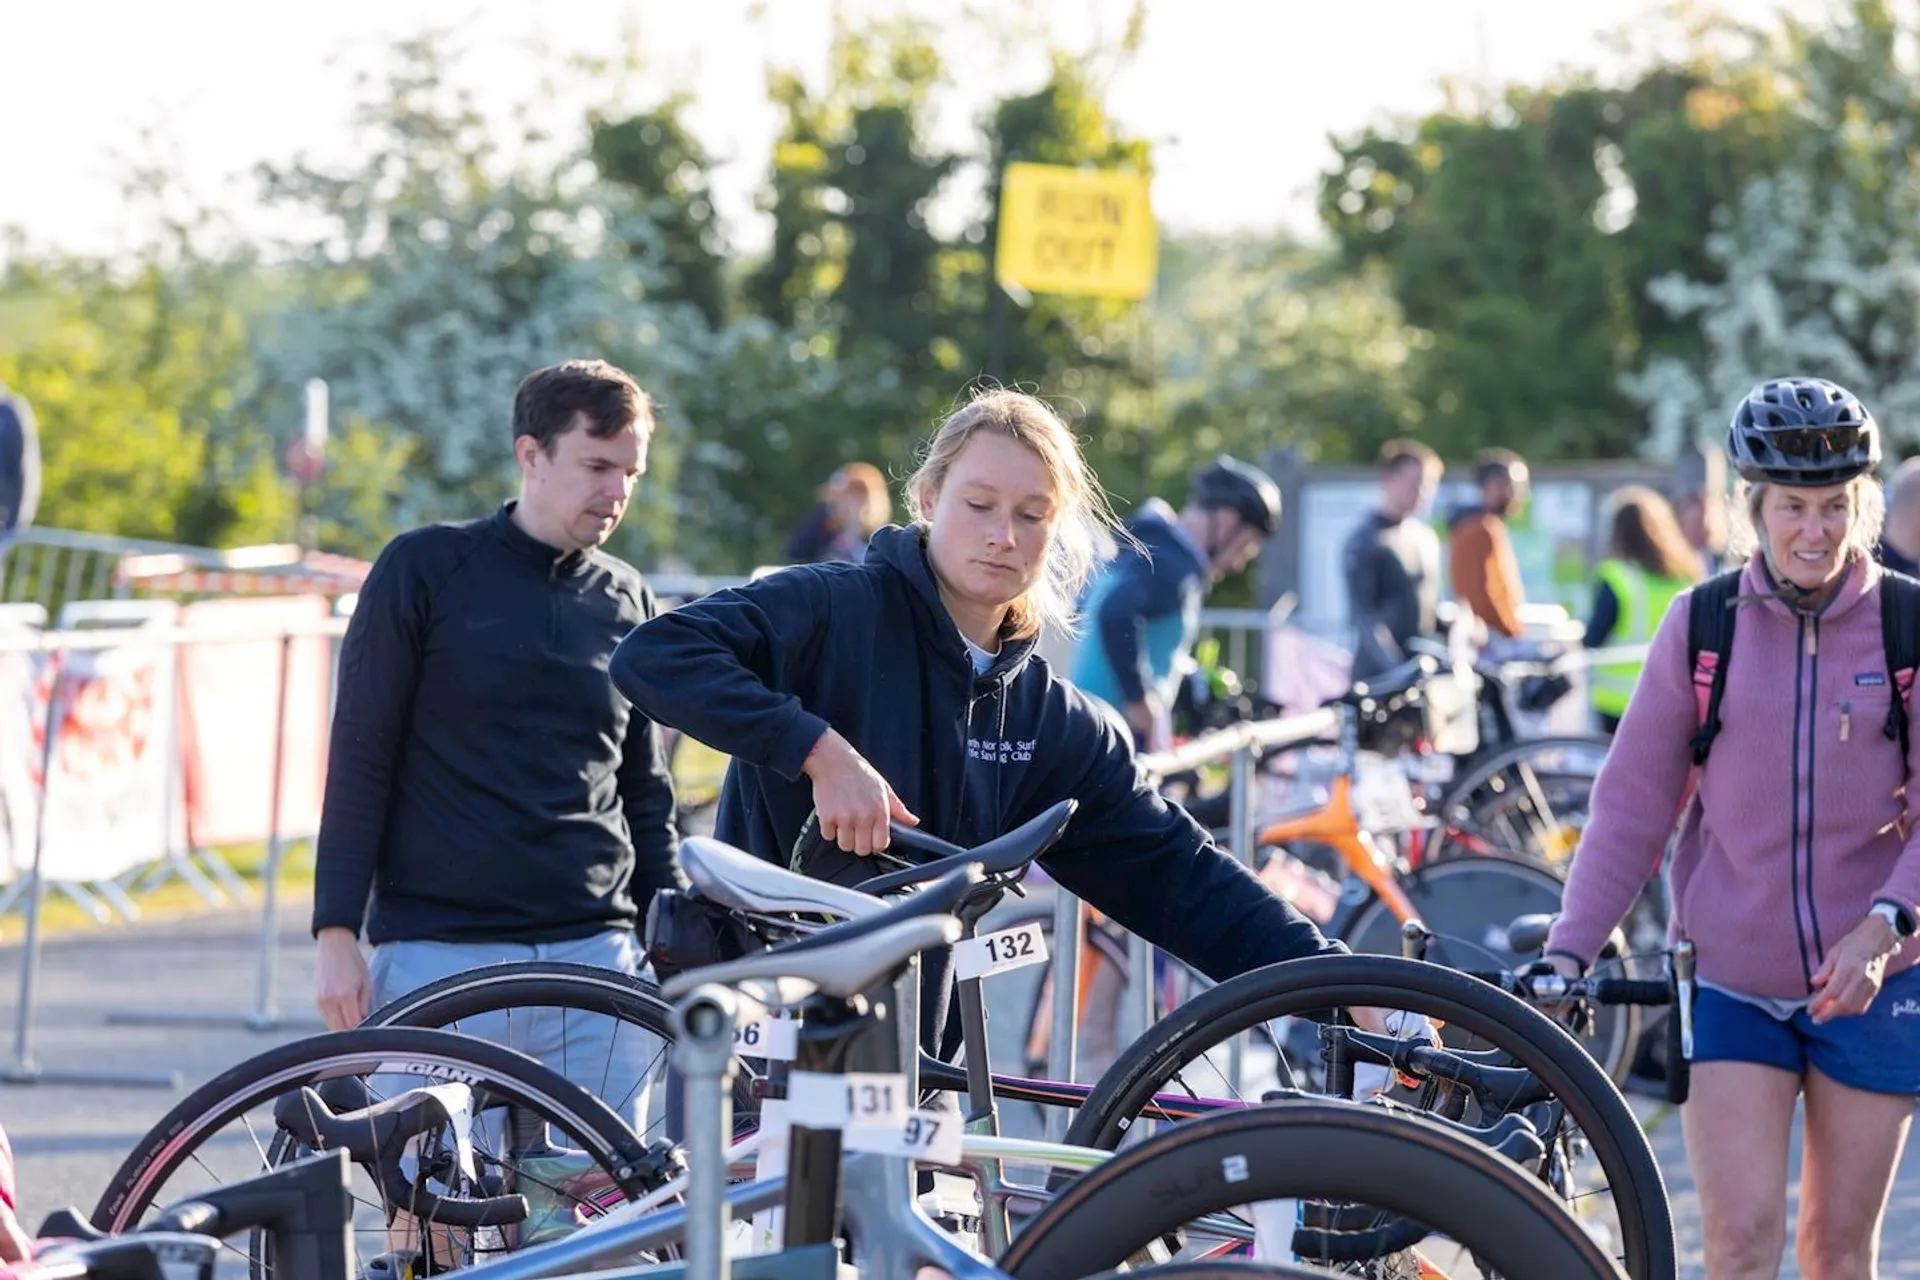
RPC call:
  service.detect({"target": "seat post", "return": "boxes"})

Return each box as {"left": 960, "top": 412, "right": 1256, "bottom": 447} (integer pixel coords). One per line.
{"left": 951, "top": 890, "right": 1005, "bottom": 1133}
{"left": 781, "top": 993, "right": 863, "bottom": 1249}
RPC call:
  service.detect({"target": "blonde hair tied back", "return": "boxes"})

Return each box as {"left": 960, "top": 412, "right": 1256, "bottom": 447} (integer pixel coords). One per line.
{"left": 905, "top": 388, "right": 1122, "bottom": 641}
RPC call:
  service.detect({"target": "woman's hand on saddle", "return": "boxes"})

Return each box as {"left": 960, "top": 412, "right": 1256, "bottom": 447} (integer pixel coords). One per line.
{"left": 802, "top": 728, "right": 919, "bottom": 856}
{"left": 1809, "top": 913, "right": 1900, "bottom": 1023}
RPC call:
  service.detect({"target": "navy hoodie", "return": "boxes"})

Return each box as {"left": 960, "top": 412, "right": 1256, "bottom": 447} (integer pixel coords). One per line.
{"left": 609, "top": 525, "right": 1342, "bottom": 1009}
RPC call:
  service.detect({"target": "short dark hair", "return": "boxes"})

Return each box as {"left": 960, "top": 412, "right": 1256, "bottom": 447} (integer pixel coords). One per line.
{"left": 1474, "top": 448, "right": 1526, "bottom": 487}
{"left": 1379, "top": 437, "right": 1441, "bottom": 478}
{"left": 512, "top": 360, "right": 654, "bottom": 455}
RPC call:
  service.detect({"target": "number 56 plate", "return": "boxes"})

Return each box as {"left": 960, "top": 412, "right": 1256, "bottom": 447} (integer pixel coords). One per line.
{"left": 953, "top": 920, "right": 1050, "bottom": 980}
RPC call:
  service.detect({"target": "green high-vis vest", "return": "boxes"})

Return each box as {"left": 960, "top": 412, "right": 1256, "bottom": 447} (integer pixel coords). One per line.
{"left": 1591, "top": 559, "right": 1688, "bottom": 719}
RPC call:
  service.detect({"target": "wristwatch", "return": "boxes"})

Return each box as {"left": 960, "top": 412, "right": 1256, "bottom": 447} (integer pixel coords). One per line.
{"left": 1871, "top": 900, "right": 1917, "bottom": 940}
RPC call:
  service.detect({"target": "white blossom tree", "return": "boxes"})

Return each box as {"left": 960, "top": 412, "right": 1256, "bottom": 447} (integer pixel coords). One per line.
{"left": 1624, "top": 0, "right": 1920, "bottom": 457}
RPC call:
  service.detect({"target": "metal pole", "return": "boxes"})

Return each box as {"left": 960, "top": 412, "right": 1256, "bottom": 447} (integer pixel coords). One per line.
{"left": 3, "top": 655, "right": 177, "bottom": 1087}
{"left": 1045, "top": 886, "right": 1083, "bottom": 1141}
{"left": 1127, "top": 928, "right": 1154, "bottom": 1046}
{"left": 670, "top": 985, "right": 739, "bottom": 1280}
{"left": 250, "top": 631, "right": 296, "bottom": 1027}
{"left": 9, "top": 659, "right": 62, "bottom": 1069}
{"left": 1226, "top": 744, "right": 1257, "bottom": 1095}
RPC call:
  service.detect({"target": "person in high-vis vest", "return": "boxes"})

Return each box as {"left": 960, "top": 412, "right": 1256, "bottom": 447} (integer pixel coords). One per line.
{"left": 1584, "top": 485, "right": 1702, "bottom": 733}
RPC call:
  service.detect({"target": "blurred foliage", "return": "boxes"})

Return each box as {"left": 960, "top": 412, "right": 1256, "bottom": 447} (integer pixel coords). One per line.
{"left": 6, "top": 0, "right": 1918, "bottom": 577}
{"left": 0, "top": 192, "right": 292, "bottom": 547}
{"left": 1318, "top": 1, "right": 1794, "bottom": 461}
{"left": 1625, "top": 0, "right": 1920, "bottom": 456}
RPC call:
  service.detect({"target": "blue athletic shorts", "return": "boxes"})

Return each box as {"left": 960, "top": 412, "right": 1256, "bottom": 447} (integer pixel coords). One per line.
{"left": 1690, "top": 963, "right": 1920, "bottom": 1096}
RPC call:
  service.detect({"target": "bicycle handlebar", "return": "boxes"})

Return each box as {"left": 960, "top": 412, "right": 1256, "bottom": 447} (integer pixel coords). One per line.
{"left": 31, "top": 1152, "right": 354, "bottom": 1280}
{"left": 1467, "top": 970, "right": 1674, "bottom": 1008}
{"left": 270, "top": 1083, "right": 529, "bottom": 1229}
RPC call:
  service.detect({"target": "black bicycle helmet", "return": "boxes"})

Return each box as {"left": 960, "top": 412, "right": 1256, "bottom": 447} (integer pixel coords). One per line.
{"left": 1727, "top": 376, "right": 1881, "bottom": 486}
{"left": 1189, "top": 455, "right": 1282, "bottom": 536}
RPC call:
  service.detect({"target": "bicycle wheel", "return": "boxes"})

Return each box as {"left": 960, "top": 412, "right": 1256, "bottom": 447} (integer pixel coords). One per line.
{"left": 1011, "top": 903, "right": 1133, "bottom": 1074}
{"left": 94, "top": 1027, "right": 663, "bottom": 1259}
{"left": 1061, "top": 954, "right": 1673, "bottom": 1280}
{"left": 359, "top": 959, "right": 759, "bottom": 1140}
{"left": 1004, "top": 1102, "right": 1625, "bottom": 1279}
{"left": 1339, "top": 856, "right": 1641, "bottom": 1084}
{"left": 1431, "top": 737, "right": 1608, "bottom": 869}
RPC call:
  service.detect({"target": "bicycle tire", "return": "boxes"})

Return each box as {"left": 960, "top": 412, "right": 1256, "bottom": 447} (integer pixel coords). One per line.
{"left": 1447, "top": 735, "right": 1611, "bottom": 802}
{"left": 1060, "top": 954, "right": 1673, "bottom": 1280}
{"left": 357, "top": 959, "right": 759, "bottom": 1121}
{"left": 1006, "top": 902, "right": 1131, "bottom": 1066}
{"left": 93, "top": 1027, "right": 660, "bottom": 1232}
{"left": 1339, "top": 855, "right": 1642, "bottom": 1084}
{"left": 1002, "top": 1101, "right": 1626, "bottom": 1279}
{"left": 1431, "top": 736, "right": 1607, "bottom": 865}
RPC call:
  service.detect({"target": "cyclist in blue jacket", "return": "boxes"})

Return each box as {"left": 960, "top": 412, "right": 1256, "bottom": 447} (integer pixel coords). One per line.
{"left": 1068, "top": 456, "right": 1280, "bottom": 748}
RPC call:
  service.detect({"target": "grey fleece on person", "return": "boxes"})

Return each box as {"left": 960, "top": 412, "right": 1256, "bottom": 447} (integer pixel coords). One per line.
{"left": 1343, "top": 511, "right": 1440, "bottom": 681}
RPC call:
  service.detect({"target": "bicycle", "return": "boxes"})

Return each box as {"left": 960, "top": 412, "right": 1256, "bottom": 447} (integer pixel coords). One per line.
{"left": 651, "top": 813, "right": 1671, "bottom": 1277}
{"left": 655, "top": 859, "right": 1634, "bottom": 1278}
{"left": 1021, "top": 654, "right": 1604, "bottom": 1082}
{"left": 72, "top": 861, "right": 1629, "bottom": 1278}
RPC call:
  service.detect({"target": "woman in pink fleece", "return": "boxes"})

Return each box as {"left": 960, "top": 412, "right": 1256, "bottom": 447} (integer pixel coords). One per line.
{"left": 1548, "top": 377, "right": 1919, "bottom": 1280}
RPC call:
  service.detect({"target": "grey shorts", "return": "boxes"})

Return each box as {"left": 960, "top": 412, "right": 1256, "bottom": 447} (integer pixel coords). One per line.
{"left": 369, "top": 930, "right": 664, "bottom": 1134}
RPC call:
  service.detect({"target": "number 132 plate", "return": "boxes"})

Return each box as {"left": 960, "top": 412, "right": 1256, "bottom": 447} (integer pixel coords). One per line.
{"left": 953, "top": 920, "right": 1050, "bottom": 980}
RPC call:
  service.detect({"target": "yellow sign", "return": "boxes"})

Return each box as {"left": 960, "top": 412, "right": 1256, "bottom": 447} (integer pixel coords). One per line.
{"left": 995, "top": 164, "right": 1157, "bottom": 301}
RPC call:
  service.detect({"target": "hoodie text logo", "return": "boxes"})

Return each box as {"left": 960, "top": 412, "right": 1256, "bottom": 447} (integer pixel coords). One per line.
{"left": 968, "top": 737, "right": 1035, "bottom": 765}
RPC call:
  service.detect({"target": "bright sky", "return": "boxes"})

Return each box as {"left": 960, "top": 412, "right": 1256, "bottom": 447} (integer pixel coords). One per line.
{"left": 0, "top": 0, "right": 1818, "bottom": 262}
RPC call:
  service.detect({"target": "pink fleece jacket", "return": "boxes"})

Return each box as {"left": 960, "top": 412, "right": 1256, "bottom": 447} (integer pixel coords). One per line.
{"left": 1548, "top": 553, "right": 1920, "bottom": 999}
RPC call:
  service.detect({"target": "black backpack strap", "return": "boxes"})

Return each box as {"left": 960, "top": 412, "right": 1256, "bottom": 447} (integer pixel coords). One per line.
{"left": 1687, "top": 570, "right": 1744, "bottom": 766}
{"left": 1879, "top": 570, "right": 1920, "bottom": 758}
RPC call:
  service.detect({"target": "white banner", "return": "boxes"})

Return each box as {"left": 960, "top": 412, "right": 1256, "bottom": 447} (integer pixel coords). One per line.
{"left": 0, "top": 616, "right": 41, "bottom": 883}
{"left": 1, "top": 602, "right": 187, "bottom": 883}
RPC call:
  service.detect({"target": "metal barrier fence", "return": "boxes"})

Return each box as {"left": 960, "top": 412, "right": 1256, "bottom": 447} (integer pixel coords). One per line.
{"left": 0, "top": 615, "right": 348, "bottom": 1087}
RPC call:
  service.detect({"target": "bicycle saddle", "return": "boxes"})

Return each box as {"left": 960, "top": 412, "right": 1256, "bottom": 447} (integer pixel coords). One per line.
{"left": 660, "top": 863, "right": 980, "bottom": 1003}
{"left": 679, "top": 835, "right": 890, "bottom": 921}
{"left": 854, "top": 799, "right": 1078, "bottom": 895}
{"left": 1335, "top": 654, "right": 1438, "bottom": 708}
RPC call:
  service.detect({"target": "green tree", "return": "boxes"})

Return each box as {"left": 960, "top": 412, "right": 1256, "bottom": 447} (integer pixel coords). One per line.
{"left": 589, "top": 96, "right": 730, "bottom": 330}
{"left": 1319, "top": 12, "right": 1789, "bottom": 461}
{"left": 1625, "top": 0, "right": 1920, "bottom": 455}
{"left": 249, "top": 32, "right": 707, "bottom": 562}
{"left": 1152, "top": 234, "right": 1425, "bottom": 488}
{"left": 0, "top": 218, "right": 293, "bottom": 548}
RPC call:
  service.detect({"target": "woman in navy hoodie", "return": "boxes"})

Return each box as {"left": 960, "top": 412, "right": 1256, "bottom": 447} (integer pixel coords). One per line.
{"left": 610, "top": 388, "right": 1349, "bottom": 1048}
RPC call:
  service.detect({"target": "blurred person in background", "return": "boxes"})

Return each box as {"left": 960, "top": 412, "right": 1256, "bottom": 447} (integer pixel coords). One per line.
{"left": 1674, "top": 486, "right": 1730, "bottom": 577}
{"left": 1874, "top": 457, "right": 1920, "bottom": 579}
{"left": 785, "top": 461, "right": 893, "bottom": 564}
{"left": 1446, "top": 448, "right": 1530, "bottom": 643}
{"left": 1068, "top": 455, "right": 1281, "bottom": 751}
{"left": 1583, "top": 485, "right": 1703, "bottom": 734}
{"left": 1343, "top": 437, "right": 1445, "bottom": 680}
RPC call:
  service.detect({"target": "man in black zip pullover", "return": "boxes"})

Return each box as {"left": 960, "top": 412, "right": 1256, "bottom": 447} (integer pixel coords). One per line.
{"left": 311, "top": 362, "right": 680, "bottom": 1098}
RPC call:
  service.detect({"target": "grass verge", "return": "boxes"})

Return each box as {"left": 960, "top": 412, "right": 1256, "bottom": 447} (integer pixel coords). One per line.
{"left": 0, "top": 841, "right": 316, "bottom": 943}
